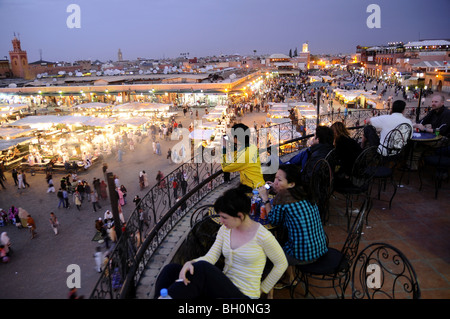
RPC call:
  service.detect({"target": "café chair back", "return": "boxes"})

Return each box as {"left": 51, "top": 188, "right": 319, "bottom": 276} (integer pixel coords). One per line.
{"left": 309, "top": 158, "right": 333, "bottom": 225}
{"left": 173, "top": 210, "right": 222, "bottom": 268}
{"left": 289, "top": 199, "right": 369, "bottom": 299}
{"left": 351, "top": 242, "right": 421, "bottom": 299}
{"left": 334, "top": 146, "right": 381, "bottom": 231}
{"left": 325, "top": 148, "right": 338, "bottom": 177}
{"left": 418, "top": 136, "right": 450, "bottom": 198}
{"left": 373, "top": 125, "right": 411, "bottom": 208}
{"left": 190, "top": 204, "right": 216, "bottom": 227}
{"left": 394, "top": 123, "right": 413, "bottom": 143}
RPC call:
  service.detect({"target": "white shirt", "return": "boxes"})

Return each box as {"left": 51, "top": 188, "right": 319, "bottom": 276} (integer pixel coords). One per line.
{"left": 370, "top": 113, "right": 412, "bottom": 155}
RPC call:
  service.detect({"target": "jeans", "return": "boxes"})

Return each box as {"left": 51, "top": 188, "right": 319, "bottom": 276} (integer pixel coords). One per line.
{"left": 154, "top": 261, "right": 249, "bottom": 299}
{"left": 58, "top": 198, "right": 65, "bottom": 208}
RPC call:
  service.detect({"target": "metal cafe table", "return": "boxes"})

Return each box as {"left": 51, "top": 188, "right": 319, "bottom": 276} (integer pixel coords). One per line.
{"left": 402, "top": 132, "right": 442, "bottom": 184}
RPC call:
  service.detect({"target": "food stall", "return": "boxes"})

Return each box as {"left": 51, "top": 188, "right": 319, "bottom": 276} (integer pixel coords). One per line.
{"left": 112, "top": 102, "right": 175, "bottom": 119}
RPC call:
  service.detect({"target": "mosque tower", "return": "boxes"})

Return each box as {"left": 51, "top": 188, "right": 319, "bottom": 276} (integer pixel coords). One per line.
{"left": 9, "top": 34, "right": 31, "bottom": 79}
{"left": 118, "top": 48, "right": 123, "bottom": 61}
{"left": 302, "top": 42, "right": 309, "bottom": 53}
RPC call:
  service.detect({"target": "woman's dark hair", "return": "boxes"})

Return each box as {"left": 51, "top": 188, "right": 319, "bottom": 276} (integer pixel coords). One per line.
{"left": 330, "top": 121, "right": 350, "bottom": 140}
{"left": 214, "top": 187, "right": 251, "bottom": 217}
{"left": 278, "top": 164, "right": 310, "bottom": 201}
{"left": 363, "top": 125, "right": 380, "bottom": 148}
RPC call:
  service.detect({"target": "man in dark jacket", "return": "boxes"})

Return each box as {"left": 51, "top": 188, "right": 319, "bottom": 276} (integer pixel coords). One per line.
{"left": 414, "top": 94, "right": 450, "bottom": 137}
{"left": 284, "top": 125, "right": 334, "bottom": 180}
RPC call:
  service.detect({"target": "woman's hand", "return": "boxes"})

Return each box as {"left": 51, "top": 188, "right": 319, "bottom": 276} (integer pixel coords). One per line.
{"left": 179, "top": 261, "right": 195, "bottom": 285}
{"left": 258, "top": 182, "right": 272, "bottom": 202}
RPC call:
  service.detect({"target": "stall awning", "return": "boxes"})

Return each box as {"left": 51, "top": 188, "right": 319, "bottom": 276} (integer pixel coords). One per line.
{"left": 0, "top": 136, "right": 34, "bottom": 151}
{"left": 189, "top": 129, "right": 215, "bottom": 140}
{"left": 112, "top": 102, "right": 172, "bottom": 111}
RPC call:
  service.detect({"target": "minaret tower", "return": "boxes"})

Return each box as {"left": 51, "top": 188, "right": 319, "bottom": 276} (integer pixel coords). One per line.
{"left": 9, "top": 34, "right": 31, "bottom": 79}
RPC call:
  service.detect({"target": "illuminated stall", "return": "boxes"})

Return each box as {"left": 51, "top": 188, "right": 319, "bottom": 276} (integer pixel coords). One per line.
{"left": 112, "top": 102, "right": 175, "bottom": 120}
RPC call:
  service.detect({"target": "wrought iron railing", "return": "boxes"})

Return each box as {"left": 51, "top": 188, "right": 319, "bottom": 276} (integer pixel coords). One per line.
{"left": 88, "top": 107, "right": 409, "bottom": 299}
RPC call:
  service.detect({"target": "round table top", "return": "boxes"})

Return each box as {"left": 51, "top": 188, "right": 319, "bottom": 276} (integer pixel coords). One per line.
{"left": 411, "top": 132, "right": 442, "bottom": 141}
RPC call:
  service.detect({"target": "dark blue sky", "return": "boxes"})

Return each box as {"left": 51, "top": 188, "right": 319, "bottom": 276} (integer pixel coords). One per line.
{"left": 1, "top": 0, "right": 449, "bottom": 62}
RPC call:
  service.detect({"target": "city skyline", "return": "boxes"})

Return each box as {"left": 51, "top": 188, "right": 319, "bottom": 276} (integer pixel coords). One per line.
{"left": 0, "top": 0, "right": 449, "bottom": 63}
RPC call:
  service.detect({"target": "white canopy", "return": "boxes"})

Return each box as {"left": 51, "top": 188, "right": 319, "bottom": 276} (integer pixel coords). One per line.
{"left": 83, "top": 117, "right": 116, "bottom": 127}
{"left": 0, "top": 127, "right": 36, "bottom": 139}
{"left": 0, "top": 104, "right": 28, "bottom": 111}
{"left": 189, "top": 129, "right": 215, "bottom": 140}
{"left": 213, "top": 105, "right": 228, "bottom": 110}
{"left": 269, "top": 103, "right": 289, "bottom": 111}
{"left": 115, "top": 117, "right": 150, "bottom": 127}
{"left": 9, "top": 115, "right": 104, "bottom": 129}
{"left": 197, "top": 121, "right": 219, "bottom": 129}
{"left": 73, "top": 102, "right": 112, "bottom": 109}
{"left": 112, "top": 102, "right": 171, "bottom": 112}
{"left": 0, "top": 136, "right": 34, "bottom": 151}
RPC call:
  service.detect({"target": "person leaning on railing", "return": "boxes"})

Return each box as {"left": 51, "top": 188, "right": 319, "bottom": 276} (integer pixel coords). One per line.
{"left": 221, "top": 123, "right": 265, "bottom": 193}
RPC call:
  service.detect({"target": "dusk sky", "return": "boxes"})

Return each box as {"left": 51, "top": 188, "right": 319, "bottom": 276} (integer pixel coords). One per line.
{"left": 1, "top": 0, "right": 449, "bottom": 63}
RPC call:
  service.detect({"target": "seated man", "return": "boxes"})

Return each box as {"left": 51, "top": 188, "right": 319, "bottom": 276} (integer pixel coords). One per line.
{"left": 283, "top": 125, "right": 334, "bottom": 182}
{"left": 366, "top": 100, "right": 412, "bottom": 155}
{"left": 414, "top": 94, "right": 450, "bottom": 137}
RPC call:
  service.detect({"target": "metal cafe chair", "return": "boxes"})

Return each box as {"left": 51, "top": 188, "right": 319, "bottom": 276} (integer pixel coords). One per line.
{"left": 325, "top": 148, "right": 338, "bottom": 176}
{"left": 333, "top": 146, "right": 381, "bottom": 231}
{"left": 289, "top": 199, "right": 369, "bottom": 299}
{"left": 173, "top": 208, "right": 222, "bottom": 267}
{"left": 373, "top": 125, "right": 411, "bottom": 209}
{"left": 418, "top": 136, "right": 450, "bottom": 199}
{"left": 309, "top": 158, "right": 333, "bottom": 225}
{"left": 189, "top": 204, "right": 216, "bottom": 227}
{"left": 351, "top": 242, "right": 421, "bottom": 299}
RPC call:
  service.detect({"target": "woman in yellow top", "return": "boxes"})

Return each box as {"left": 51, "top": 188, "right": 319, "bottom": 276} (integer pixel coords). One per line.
{"left": 154, "top": 188, "right": 288, "bottom": 299}
{"left": 221, "top": 123, "right": 265, "bottom": 192}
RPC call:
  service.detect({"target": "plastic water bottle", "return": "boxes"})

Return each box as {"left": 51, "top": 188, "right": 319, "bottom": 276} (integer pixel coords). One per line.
{"left": 251, "top": 189, "right": 259, "bottom": 216}
{"left": 159, "top": 288, "right": 172, "bottom": 299}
